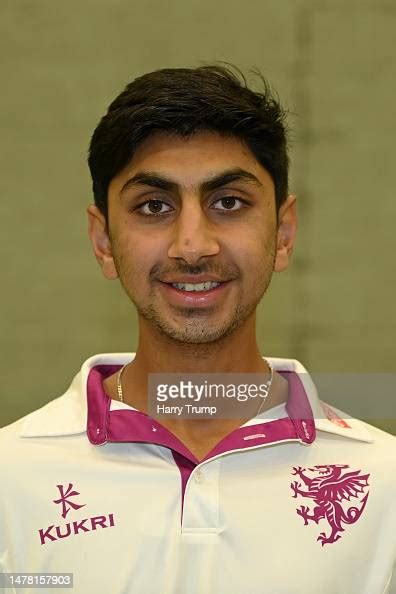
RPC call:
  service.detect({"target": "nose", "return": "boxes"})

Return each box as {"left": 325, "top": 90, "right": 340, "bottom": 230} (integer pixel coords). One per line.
{"left": 167, "top": 201, "right": 220, "bottom": 264}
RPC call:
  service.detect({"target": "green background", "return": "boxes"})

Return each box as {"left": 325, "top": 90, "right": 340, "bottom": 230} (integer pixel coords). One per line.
{"left": 1, "top": 0, "right": 395, "bottom": 433}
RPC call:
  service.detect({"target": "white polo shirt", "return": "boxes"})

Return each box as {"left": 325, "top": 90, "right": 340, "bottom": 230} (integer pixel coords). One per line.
{"left": 0, "top": 353, "right": 395, "bottom": 594}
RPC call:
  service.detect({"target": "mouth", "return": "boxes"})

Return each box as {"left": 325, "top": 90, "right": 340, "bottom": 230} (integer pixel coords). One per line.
{"left": 158, "top": 280, "right": 232, "bottom": 307}
{"left": 167, "top": 280, "right": 222, "bottom": 291}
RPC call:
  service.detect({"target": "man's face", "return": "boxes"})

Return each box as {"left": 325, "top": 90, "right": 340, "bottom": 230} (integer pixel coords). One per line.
{"left": 88, "top": 130, "right": 295, "bottom": 344}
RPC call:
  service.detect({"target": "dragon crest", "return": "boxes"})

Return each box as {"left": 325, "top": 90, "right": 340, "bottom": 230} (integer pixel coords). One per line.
{"left": 290, "top": 464, "right": 370, "bottom": 546}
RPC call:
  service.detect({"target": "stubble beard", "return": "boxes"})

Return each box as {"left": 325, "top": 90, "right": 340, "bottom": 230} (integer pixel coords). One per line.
{"left": 112, "top": 241, "right": 276, "bottom": 345}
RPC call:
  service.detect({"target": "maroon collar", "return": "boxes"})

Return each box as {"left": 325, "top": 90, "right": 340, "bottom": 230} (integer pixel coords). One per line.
{"left": 86, "top": 365, "right": 316, "bottom": 464}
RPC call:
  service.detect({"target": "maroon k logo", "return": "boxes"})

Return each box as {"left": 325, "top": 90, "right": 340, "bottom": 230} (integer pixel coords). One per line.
{"left": 53, "top": 483, "right": 86, "bottom": 518}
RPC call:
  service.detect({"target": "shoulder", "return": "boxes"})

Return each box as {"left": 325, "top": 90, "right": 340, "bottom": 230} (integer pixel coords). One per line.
{"left": 0, "top": 374, "right": 87, "bottom": 475}
{"left": 325, "top": 401, "right": 395, "bottom": 442}
{"left": 317, "top": 400, "right": 396, "bottom": 474}
{"left": 0, "top": 353, "right": 132, "bottom": 445}
{"left": 0, "top": 414, "right": 27, "bottom": 442}
{"left": 0, "top": 394, "right": 71, "bottom": 448}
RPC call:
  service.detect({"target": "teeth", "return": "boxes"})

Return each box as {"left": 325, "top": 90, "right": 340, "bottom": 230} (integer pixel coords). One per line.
{"left": 172, "top": 281, "right": 221, "bottom": 291}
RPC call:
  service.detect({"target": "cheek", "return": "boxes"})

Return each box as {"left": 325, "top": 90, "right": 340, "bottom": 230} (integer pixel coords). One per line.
{"left": 237, "top": 230, "right": 277, "bottom": 285}
{"left": 237, "top": 226, "right": 274, "bottom": 260}
{"left": 117, "top": 234, "right": 162, "bottom": 278}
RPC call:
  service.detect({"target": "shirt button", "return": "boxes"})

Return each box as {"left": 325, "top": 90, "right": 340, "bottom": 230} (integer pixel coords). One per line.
{"left": 194, "top": 469, "right": 204, "bottom": 483}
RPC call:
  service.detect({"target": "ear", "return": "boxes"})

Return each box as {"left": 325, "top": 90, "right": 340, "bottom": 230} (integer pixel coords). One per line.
{"left": 274, "top": 194, "right": 297, "bottom": 273}
{"left": 86, "top": 204, "right": 118, "bottom": 280}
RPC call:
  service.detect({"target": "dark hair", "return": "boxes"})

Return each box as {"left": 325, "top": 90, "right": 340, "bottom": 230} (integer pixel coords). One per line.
{"left": 87, "top": 63, "right": 289, "bottom": 222}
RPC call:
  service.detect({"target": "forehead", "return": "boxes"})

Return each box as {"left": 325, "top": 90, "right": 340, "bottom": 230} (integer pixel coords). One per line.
{"left": 109, "top": 130, "right": 274, "bottom": 193}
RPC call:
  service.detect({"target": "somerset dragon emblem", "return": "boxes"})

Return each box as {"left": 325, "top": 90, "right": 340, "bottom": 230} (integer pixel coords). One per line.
{"left": 290, "top": 464, "right": 370, "bottom": 546}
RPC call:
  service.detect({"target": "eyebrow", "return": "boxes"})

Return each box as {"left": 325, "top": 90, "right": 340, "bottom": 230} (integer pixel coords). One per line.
{"left": 119, "top": 167, "right": 263, "bottom": 197}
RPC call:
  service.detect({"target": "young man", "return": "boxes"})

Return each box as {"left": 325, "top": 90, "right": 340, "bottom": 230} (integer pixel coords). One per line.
{"left": 0, "top": 65, "right": 395, "bottom": 594}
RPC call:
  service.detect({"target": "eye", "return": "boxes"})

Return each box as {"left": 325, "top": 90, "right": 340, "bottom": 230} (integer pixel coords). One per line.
{"left": 134, "top": 196, "right": 248, "bottom": 217}
{"left": 136, "top": 199, "right": 173, "bottom": 216}
{"left": 212, "top": 196, "right": 246, "bottom": 212}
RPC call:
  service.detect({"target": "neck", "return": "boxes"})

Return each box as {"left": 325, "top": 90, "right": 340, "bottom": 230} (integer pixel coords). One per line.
{"left": 103, "top": 311, "right": 290, "bottom": 423}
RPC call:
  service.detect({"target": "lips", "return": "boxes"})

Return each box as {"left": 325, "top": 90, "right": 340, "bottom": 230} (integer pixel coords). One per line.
{"left": 160, "top": 276, "right": 226, "bottom": 284}
{"left": 158, "top": 280, "right": 232, "bottom": 307}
